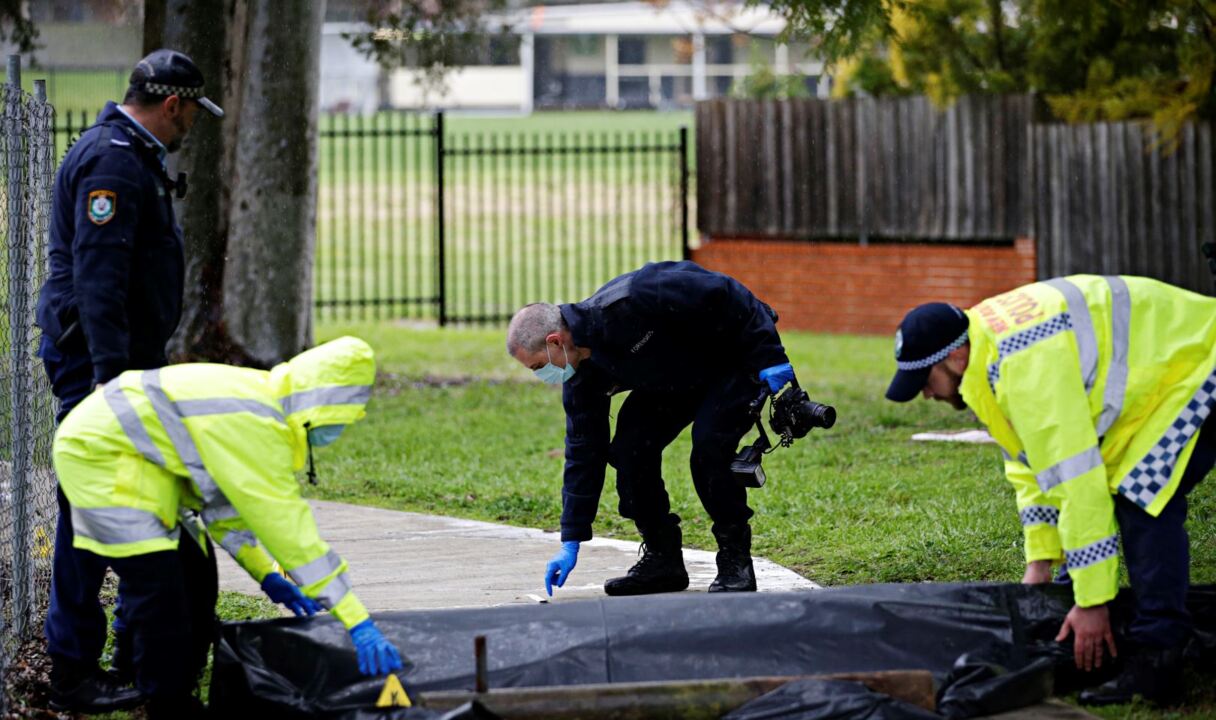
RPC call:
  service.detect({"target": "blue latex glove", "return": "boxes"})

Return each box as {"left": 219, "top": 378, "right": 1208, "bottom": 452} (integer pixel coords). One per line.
{"left": 349, "top": 619, "right": 405, "bottom": 676}
{"left": 759, "top": 363, "right": 796, "bottom": 394}
{"left": 260, "top": 572, "right": 321, "bottom": 617}
{"left": 544, "top": 541, "right": 580, "bottom": 596}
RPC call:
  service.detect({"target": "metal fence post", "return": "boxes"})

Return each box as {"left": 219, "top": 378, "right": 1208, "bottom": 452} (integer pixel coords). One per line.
{"left": 435, "top": 111, "right": 447, "bottom": 326}
{"left": 679, "top": 126, "right": 690, "bottom": 261}
{"left": 5, "top": 54, "right": 32, "bottom": 639}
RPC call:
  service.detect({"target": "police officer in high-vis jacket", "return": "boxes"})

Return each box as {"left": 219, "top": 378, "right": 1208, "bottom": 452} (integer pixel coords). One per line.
{"left": 506, "top": 261, "right": 796, "bottom": 597}
{"left": 52, "top": 336, "right": 404, "bottom": 719}
{"left": 35, "top": 49, "right": 223, "bottom": 713}
{"left": 886, "top": 276, "right": 1216, "bottom": 706}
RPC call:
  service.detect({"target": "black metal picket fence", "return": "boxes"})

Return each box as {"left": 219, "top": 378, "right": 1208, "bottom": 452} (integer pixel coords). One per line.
{"left": 55, "top": 111, "right": 691, "bottom": 326}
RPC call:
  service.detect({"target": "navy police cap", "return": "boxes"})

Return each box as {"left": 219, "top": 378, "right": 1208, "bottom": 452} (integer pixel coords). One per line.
{"left": 885, "top": 303, "right": 970, "bottom": 402}
{"left": 129, "top": 49, "right": 224, "bottom": 118}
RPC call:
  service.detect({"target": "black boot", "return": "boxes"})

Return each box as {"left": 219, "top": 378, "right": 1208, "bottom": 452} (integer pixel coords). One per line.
{"left": 1078, "top": 646, "right": 1184, "bottom": 707}
{"left": 708, "top": 523, "right": 756, "bottom": 593}
{"left": 49, "top": 655, "right": 144, "bottom": 713}
{"left": 604, "top": 520, "right": 689, "bottom": 596}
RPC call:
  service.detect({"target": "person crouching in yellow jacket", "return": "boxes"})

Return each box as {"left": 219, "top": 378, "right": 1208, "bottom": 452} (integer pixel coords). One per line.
{"left": 885, "top": 276, "right": 1216, "bottom": 708}
{"left": 52, "top": 336, "right": 403, "bottom": 719}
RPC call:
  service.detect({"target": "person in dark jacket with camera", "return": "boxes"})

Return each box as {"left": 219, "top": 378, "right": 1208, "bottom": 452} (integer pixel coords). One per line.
{"left": 34, "top": 49, "right": 223, "bottom": 714}
{"left": 507, "top": 261, "right": 795, "bottom": 596}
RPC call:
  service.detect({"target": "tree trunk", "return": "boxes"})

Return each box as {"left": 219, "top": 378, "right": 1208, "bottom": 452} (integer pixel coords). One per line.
{"left": 164, "top": 0, "right": 257, "bottom": 365}
{"left": 221, "top": 0, "right": 325, "bottom": 366}
{"left": 162, "top": 0, "right": 323, "bottom": 367}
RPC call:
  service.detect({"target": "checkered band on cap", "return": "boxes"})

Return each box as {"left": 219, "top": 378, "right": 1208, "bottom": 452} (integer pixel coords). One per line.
{"left": 1117, "top": 369, "right": 1216, "bottom": 508}
{"left": 895, "top": 329, "right": 969, "bottom": 371}
{"left": 1019, "top": 505, "right": 1059, "bottom": 527}
{"left": 1064, "top": 534, "right": 1118, "bottom": 570}
{"left": 142, "top": 82, "right": 205, "bottom": 98}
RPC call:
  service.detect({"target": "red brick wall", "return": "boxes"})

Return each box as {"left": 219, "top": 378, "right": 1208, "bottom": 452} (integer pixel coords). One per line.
{"left": 692, "top": 237, "right": 1037, "bottom": 335}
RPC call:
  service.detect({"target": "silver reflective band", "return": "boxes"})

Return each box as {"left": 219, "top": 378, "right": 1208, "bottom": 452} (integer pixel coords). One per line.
{"left": 104, "top": 380, "right": 165, "bottom": 467}
{"left": 71, "top": 505, "right": 178, "bottom": 545}
{"left": 289, "top": 549, "right": 344, "bottom": 587}
{"left": 219, "top": 529, "right": 257, "bottom": 558}
{"left": 142, "top": 369, "right": 226, "bottom": 507}
{"left": 201, "top": 502, "right": 240, "bottom": 525}
{"left": 1036, "top": 446, "right": 1104, "bottom": 493}
{"left": 895, "top": 329, "right": 969, "bottom": 371}
{"left": 1045, "top": 279, "right": 1098, "bottom": 391}
{"left": 988, "top": 312, "right": 1072, "bottom": 391}
{"left": 1064, "top": 534, "right": 1118, "bottom": 570}
{"left": 314, "top": 572, "right": 353, "bottom": 609}
{"left": 1019, "top": 505, "right": 1059, "bottom": 527}
{"left": 1096, "top": 276, "right": 1131, "bottom": 437}
{"left": 281, "top": 385, "right": 372, "bottom": 415}
{"left": 175, "top": 397, "right": 285, "bottom": 424}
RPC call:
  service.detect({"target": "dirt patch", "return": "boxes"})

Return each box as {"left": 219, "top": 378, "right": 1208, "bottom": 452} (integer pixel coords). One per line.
{"left": 374, "top": 371, "right": 525, "bottom": 394}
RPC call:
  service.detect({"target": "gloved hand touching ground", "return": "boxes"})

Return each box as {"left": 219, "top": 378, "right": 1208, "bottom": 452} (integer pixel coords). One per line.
{"left": 759, "top": 363, "right": 795, "bottom": 394}
{"left": 545, "top": 541, "right": 580, "bottom": 596}
{"left": 349, "top": 619, "right": 404, "bottom": 676}
{"left": 260, "top": 572, "right": 321, "bottom": 617}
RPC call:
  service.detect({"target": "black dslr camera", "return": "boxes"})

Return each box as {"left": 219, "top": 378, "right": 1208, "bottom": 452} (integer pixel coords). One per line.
{"left": 731, "top": 380, "right": 836, "bottom": 488}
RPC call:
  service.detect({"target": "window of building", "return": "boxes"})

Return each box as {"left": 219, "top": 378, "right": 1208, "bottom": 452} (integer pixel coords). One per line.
{"left": 618, "top": 36, "right": 645, "bottom": 64}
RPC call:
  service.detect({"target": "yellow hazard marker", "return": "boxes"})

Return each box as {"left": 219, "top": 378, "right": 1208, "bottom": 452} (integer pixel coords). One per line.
{"left": 376, "top": 674, "right": 412, "bottom": 708}
{"left": 34, "top": 526, "right": 52, "bottom": 559}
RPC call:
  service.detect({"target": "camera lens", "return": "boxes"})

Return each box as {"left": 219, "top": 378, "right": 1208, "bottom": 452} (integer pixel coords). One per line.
{"left": 806, "top": 402, "right": 836, "bottom": 429}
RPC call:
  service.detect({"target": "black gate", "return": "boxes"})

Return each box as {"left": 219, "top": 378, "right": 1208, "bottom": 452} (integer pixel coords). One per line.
{"left": 318, "top": 112, "right": 690, "bottom": 325}
{"left": 56, "top": 111, "right": 691, "bottom": 325}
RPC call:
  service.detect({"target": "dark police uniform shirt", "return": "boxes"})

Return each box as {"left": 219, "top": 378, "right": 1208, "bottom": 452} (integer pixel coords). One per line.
{"left": 557, "top": 260, "right": 789, "bottom": 541}
{"left": 36, "top": 101, "right": 185, "bottom": 385}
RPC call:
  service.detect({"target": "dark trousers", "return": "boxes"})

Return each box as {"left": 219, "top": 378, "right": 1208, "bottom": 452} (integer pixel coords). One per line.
{"left": 608, "top": 372, "right": 759, "bottom": 533}
{"left": 1116, "top": 417, "right": 1216, "bottom": 649}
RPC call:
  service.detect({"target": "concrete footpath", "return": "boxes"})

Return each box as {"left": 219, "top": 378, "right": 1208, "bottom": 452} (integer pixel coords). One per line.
{"left": 217, "top": 499, "right": 818, "bottom": 610}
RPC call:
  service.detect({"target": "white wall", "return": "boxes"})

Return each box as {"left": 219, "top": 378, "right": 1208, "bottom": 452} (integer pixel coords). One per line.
{"left": 319, "top": 28, "right": 381, "bottom": 113}
{"left": 390, "top": 67, "right": 526, "bottom": 109}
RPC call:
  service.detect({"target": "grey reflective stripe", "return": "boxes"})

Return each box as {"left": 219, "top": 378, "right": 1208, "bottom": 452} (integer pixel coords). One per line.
{"left": 175, "top": 397, "right": 285, "bottom": 423}
{"left": 218, "top": 529, "right": 257, "bottom": 558}
{"left": 141, "top": 369, "right": 226, "bottom": 508}
{"left": 280, "top": 385, "right": 371, "bottom": 415}
{"left": 288, "top": 550, "right": 344, "bottom": 587}
{"left": 201, "top": 502, "right": 240, "bottom": 524}
{"left": 987, "top": 313, "right": 1073, "bottom": 391}
{"left": 1019, "top": 505, "right": 1060, "bottom": 526}
{"left": 1096, "top": 276, "right": 1131, "bottom": 438}
{"left": 71, "top": 505, "right": 178, "bottom": 545}
{"left": 1064, "top": 534, "right": 1119, "bottom": 570}
{"left": 1001, "top": 449, "right": 1030, "bottom": 466}
{"left": 1036, "top": 446, "right": 1104, "bottom": 493}
{"left": 103, "top": 380, "right": 165, "bottom": 467}
{"left": 1045, "top": 278, "right": 1098, "bottom": 391}
{"left": 314, "top": 572, "right": 353, "bottom": 609}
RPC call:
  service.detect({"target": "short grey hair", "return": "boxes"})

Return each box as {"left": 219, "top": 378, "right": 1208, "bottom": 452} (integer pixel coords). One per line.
{"left": 507, "top": 303, "right": 564, "bottom": 355}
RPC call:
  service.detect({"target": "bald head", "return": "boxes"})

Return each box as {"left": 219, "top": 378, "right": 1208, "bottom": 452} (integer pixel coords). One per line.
{"left": 507, "top": 303, "right": 564, "bottom": 356}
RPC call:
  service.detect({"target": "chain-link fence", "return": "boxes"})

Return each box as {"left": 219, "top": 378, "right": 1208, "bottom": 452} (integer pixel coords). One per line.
{"left": 0, "top": 58, "right": 61, "bottom": 715}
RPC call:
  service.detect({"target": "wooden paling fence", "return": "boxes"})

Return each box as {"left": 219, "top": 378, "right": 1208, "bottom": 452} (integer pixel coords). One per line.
{"left": 697, "top": 95, "right": 1216, "bottom": 295}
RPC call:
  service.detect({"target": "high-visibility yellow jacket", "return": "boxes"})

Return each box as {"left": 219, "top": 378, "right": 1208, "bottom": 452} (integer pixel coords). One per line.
{"left": 53, "top": 336, "right": 376, "bottom": 629}
{"left": 959, "top": 276, "right": 1216, "bottom": 608}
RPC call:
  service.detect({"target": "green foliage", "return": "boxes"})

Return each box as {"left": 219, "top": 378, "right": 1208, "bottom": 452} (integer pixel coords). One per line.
{"left": 732, "top": 53, "right": 813, "bottom": 100}
{"left": 765, "top": 0, "right": 1216, "bottom": 134}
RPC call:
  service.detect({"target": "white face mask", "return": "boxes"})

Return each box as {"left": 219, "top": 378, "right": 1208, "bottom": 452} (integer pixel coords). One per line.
{"left": 534, "top": 343, "right": 576, "bottom": 385}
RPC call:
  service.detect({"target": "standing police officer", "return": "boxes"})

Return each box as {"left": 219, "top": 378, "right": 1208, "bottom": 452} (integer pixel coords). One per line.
{"left": 35, "top": 49, "right": 223, "bottom": 713}
{"left": 507, "top": 261, "right": 796, "bottom": 596}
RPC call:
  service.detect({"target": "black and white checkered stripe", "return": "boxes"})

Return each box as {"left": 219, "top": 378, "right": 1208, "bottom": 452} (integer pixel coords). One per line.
{"left": 143, "top": 82, "right": 205, "bottom": 98}
{"left": 896, "top": 329, "right": 969, "bottom": 371}
{"left": 1116, "top": 369, "right": 1216, "bottom": 509}
{"left": 987, "top": 312, "right": 1072, "bottom": 391}
{"left": 1019, "top": 505, "right": 1060, "bottom": 527}
{"left": 1064, "top": 534, "right": 1118, "bottom": 570}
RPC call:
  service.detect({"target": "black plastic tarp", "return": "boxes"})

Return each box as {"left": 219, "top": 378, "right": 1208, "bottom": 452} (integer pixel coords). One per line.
{"left": 210, "top": 582, "right": 1215, "bottom": 718}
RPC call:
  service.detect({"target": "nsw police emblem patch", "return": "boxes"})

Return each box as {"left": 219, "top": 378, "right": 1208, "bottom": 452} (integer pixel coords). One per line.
{"left": 894, "top": 329, "right": 904, "bottom": 359}
{"left": 87, "top": 189, "right": 116, "bottom": 225}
